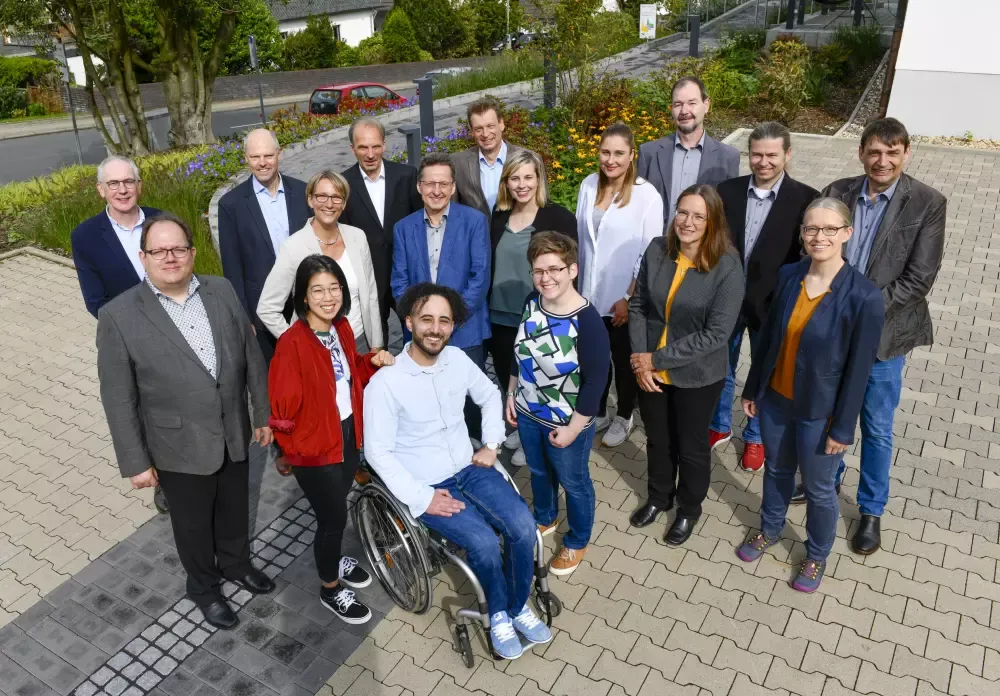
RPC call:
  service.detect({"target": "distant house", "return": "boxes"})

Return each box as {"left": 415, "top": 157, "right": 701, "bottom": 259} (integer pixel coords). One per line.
{"left": 265, "top": 0, "right": 394, "bottom": 47}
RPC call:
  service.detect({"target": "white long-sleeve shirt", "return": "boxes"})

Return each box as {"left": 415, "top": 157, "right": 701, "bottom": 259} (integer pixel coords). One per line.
{"left": 363, "top": 345, "right": 506, "bottom": 517}
{"left": 575, "top": 174, "right": 665, "bottom": 316}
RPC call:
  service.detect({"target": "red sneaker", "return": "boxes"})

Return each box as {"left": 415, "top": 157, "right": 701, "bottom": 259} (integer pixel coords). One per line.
{"left": 740, "top": 443, "right": 765, "bottom": 471}
{"left": 708, "top": 429, "right": 732, "bottom": 451}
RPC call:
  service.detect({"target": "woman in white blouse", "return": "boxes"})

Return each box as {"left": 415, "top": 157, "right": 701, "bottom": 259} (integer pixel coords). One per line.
{"left": 258, "top": 170, "right": 383, "bottom": 352}
{"left": 576, "top": 121, "right": 665, "bottom": 449}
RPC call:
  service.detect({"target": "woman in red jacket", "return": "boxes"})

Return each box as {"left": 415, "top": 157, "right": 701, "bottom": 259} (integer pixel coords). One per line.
{"left": 268, "top": 254, "right": 393, "bottom": 625}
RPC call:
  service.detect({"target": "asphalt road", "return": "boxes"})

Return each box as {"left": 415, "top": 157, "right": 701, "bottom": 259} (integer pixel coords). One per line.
{"left": 0, "top": 87, "right": 416, "bottom": 185}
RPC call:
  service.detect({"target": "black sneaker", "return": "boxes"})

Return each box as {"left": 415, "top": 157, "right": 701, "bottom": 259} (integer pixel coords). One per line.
{"left": 338, "top": 556, "right": 372, "bottom": 589}
{"left": 320, "top": 587, "right": 371, "bottom": 625}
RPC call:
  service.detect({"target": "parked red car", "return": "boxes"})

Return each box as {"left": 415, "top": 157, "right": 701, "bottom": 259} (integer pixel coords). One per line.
{"left": 308, "top": 82, "right": 406, "bottom": 115}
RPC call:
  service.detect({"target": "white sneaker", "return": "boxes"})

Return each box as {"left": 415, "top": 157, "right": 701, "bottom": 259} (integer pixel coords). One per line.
{"left": 504, "top": 430, "right": 521, "bottom": 449}
{"left": 602, "top": 415, "right": 634, "bottom": 447}
{"left": 510, "top": 447, "right": 526, "bottom": 467}
{"left": 593, "top": 414, "right": 612, "bottom": 432}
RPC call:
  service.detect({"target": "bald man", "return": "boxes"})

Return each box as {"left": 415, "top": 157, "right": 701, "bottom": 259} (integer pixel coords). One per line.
{"left": 218, "top": 129, "right": 311, "bottom": 361}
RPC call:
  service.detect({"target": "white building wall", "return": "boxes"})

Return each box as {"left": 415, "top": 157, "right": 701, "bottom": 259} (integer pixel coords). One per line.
{"left": 278, "top": 10, "right": 376, "bottom": 47}
{"left": 887, "top": 0, "right": 1000, "bottom": 138}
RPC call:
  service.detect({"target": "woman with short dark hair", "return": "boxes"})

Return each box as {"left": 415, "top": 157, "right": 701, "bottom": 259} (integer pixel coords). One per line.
{"left": 268, "top": 255, "right": 394, "bottom": 624}
{"left": 628, "top": 184, "right": 744, "bottom": 546}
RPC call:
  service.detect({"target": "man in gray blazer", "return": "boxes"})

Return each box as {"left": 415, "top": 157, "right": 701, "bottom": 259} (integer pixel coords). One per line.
{"left": 818, "top": 118, "right": 947, "bottom": 556}
{"left": 638, "top": 76, "right": 740, "bottom": 223}
{"left": 451, "top": 96, "right": 545, "bottom": 218}
{"left": 97, "top": 212, "right": 275, "bottom": 630}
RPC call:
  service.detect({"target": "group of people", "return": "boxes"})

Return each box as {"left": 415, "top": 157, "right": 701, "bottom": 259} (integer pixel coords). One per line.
{"left": 71, "top": 75, "right": 945, "bottom": 652}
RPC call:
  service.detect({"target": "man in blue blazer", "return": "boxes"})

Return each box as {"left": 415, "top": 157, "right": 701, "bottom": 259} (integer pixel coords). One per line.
{"left": 71, "top": 154, "right": 165, "bottom": 511}
{"left": 391, "top": 152, "right": 493, "bottom": 440}
{"left": 72, "top": 156, "right": 161, "bottom": 318}
{"left": 218, "top": 129, "right": 311, "bottom": 363}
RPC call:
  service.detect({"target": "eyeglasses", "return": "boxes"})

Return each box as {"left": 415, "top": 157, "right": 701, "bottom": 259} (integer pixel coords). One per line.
{"left": 144, "top": 246, "right": 192, "bottom": 260}
{"left": 420, "top": 181, "right": 454, "bottom": 190}
{"left": 103, "top": 179, "right": 139, "bottom": 191}
{"left": 675, "top": 210, "right": 707, "bottom": 224}
{"left": 308, "top": 285, "right": 343, "bottom": 300}
{"left": 312, "top": 194, "right": 344, "bottom": 205}
{"left": 531, "top": 266, "right": 568, "bottom": 280}
{"left": 801, "top": 225, "right": 849, "bottom": 237}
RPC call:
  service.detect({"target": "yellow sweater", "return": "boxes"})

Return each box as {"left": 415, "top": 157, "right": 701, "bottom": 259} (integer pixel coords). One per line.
{"left": 655, "top": 254, "right": 696, "bottom": 385}
{"left": 769, "top": 281, "right": 829, "bottom": 400}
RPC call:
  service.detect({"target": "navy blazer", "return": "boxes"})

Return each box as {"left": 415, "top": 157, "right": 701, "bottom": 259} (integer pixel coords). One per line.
{"left": 217, "top": 175, "right": 310, "bottom": 327}
{"left": 391, "top": 203, "right": 491, "bottom": 349}
{"left": 743, "top": 259, "right": 885, "bottom": 445}
{"left": 71, "top": 207, "right": 161, "bottom": 318}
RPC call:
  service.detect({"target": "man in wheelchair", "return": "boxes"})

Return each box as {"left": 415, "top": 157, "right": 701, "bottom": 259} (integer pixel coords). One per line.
{"left": 364, "top": 283, "right": 552, "bottom": 659}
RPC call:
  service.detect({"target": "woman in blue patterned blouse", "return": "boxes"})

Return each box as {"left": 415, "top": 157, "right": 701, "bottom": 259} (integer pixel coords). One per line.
{"left": 505, "top": 231, "right": 611, "bottom": 576}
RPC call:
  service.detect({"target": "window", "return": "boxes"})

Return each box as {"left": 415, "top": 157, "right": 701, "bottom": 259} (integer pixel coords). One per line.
{"left": 364, "top": 86, "right": 391, "bottom": 100}
{"left": 350, "top": 88, "right": 367, "bottom": 99}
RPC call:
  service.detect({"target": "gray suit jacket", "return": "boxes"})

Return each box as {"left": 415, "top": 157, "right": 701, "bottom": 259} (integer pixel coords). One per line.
{"left": 637, "top": 133, "right": 740, "bottom": 223}
{"left": 629, "top": 240, "right": 744, "bottom": 388}
{"left": 822, "top": 173, "right": 947, "bottom": 361}
{"left": 97, "top": 275, "right": 269, "bottom": 478}
{"left": 451, "top": 143, "right": 546, "bottom": 218}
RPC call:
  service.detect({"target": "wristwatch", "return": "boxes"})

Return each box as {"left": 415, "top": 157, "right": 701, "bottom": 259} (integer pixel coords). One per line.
{"left": 485, "top": 443, "right": 500, "bottom": 452}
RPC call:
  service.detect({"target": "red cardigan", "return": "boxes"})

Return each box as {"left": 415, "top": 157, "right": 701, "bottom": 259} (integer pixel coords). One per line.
{"left": 268, "top": 318, "right": 379, "bottom": 466}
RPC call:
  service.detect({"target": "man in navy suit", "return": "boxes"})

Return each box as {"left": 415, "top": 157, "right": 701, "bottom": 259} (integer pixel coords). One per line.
{"left": 391, "top": 152, "right": 493, "bottom": 442}
{"left": 218, "top": 129, "right": 310, "bottom": 363}
{"left": 71, "top": 154, "right": 166, "bottom": 511}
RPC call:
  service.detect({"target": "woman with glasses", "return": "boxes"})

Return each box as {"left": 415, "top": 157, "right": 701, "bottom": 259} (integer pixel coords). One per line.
{"left": 576, "top": 122, "right": 665, "bottom": 449}
{"left": 490, "top": 150, "right": 577, "bottom": 466}
{"left": 258, "top": 170, "right": 383, "bottom": 353}
{"left": 736, "top": 198, "right": 883, "bottom": 592}
{"left": 268, "top": 254, "right": 394, "bottom": 623}
{"left": 505, "top": 232, "right": 609, "bottom": 575}
{"left": 628, "top": 184, "right": 743, "bottom": 546}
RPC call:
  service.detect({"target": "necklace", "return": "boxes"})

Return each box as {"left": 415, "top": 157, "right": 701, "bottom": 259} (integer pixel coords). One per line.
{"left": 315, "top": 231, "right": 341, "bottom": 246}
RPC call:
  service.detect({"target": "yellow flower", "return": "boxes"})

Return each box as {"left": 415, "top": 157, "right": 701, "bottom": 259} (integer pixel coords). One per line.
{"left": 577, "top": 151, "right": 587, "bottom": 159}
{"left": 574, "top": 168, "right": 583, "bottom": 174}
{"left": 551, "top": 160, "right": 562, "bottom": 169}
{"left": 556, "top": 145, "right": 566, "bottom": 151}
{"left": 556, "top": 174, "right": 565, "bottom": 180}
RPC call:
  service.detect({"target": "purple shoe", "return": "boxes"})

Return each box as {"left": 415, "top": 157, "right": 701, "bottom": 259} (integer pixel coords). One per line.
{"left": 791, "top": 559, "right": 826, "bottom": 593}
{"left": 736, "top": 532, "right": 778, "bottom": 562}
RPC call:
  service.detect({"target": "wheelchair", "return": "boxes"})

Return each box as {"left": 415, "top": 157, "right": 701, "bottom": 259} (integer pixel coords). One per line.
{"left": 350, "top": 461, "right": 562, "bottom": 668}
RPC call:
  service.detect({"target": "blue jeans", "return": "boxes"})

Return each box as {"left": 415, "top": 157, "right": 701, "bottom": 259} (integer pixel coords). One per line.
{"left": 835, "top": 356, "right": 904, "bottom": 516}
{"left": 518, "top": 416, "right": 596, "bottom": 550}
{"left": 419, "top": 464, "right": 536, "bottom": 617}
{"left": 710, "top": 320, "right": 761, "bottom": 444}
{"left": 759, "top": 390, "right": 843, "bottom": 562}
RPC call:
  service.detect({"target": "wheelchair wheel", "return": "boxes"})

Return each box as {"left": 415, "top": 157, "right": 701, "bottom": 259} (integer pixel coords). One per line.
{"left": 455, "top": 625, "right": 475, "bottom": 669}
{"left": 353, "top": 482, "right": 433, "bottom": 614}
{"left": 533, "top": 591, "right": 562, "bottom": 624}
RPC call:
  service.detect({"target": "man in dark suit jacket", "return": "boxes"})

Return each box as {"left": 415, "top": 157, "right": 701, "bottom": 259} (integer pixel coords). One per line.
{"left": 638, "top": 76, "right": 740, "bottom": 223}
{"left": 97, "top": 213, "right": 275, "bottom": 630}
{"left": 218, "top": 128, "right": 310, "bottom": 363}
{"left": 709, "top": 122, "right": 819, "bottom": 473}
{"left": 71, "top": 155, "right": 161, "bottom": 318}
{"left": 340, "top": 118, "right": 422, "bottom": 340}
{"left": 820, "top": 118, "right": 946, "bottom": 556}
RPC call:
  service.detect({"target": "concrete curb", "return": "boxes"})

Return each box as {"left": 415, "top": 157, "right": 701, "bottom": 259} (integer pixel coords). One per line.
{"left": 0, "top": 245, "right": 75, "bottom": 268}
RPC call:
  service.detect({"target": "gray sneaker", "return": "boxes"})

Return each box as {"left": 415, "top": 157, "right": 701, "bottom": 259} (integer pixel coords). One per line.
{"left": 602, "top": 415, "right": 634, "bottom": 447}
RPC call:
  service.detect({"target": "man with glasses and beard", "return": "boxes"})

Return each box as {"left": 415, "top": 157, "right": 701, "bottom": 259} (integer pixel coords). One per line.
{"left": 364, "top": 283, "right": 551, "bottom": 661}
{"left": 97, "top": 213, "right": 275, "bottom": 630}
{"left": 71, "top": 155, "right": 166, "bottom": 510}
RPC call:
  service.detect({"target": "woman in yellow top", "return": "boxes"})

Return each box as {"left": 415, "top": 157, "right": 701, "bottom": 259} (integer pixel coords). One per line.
{"left": 628, "top": 184, "right": 744, "bottom": 546}
{"left": 736, "top": 198, "right": 884, "bottom": 593}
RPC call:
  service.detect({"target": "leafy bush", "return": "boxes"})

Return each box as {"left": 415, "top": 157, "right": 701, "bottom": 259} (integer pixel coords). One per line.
{"left": 0, "top": 56, "right": 59, "bottom": 89}
{"left": 756, "top": 39, "right": 809, "bottom": 124}
{"left": 0, "top": 85, "right": 26, "bottom": 119}
{"left": 27, "top": 103, "right": 47, "bottom": 117}
{"left": 834, "top": 24, "right": 885, "bottom": 70}
{"left": 432, "top": 51, "right": 544, "bottom": 99}
{"left": 702, "top": 62, "right": 759, "bottom": 109}
{"left": 280, "top": 15, "right": 339, "bottom": 71}
{"left": 716, "top": 45, "right": 759, "bottom": 74}
{"left": 803, "top": 61, "right": 829, "bottom": 106}
{"left": 813, "top": 41, "right": 849, "bottom": 82}
{"left": 719, "top": 27, "right": 766, "bottom": 52}
{"left": 356, "top": 34, "right": 385, "bottom": 65}
{"left": 382, "top": 9, "right": 423, "bottom": 63}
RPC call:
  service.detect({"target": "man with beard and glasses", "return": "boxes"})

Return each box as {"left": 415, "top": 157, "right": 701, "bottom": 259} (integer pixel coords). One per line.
{"left": 638, "top": 76, "right": 740, "bottom": 223}
{"left": 364, "top": 283, "right": 551, "bottom": 661}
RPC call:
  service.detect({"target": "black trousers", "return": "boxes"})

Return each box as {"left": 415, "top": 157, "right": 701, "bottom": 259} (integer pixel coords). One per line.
{"left": 157, "top": 450, "right": 253, "bottom": 606}
{"left": 487, "top": 322, "right": 520, "bottom": 387}
{"left": 292, "top": 416, "right": 361, "bottom": 585}
{"left": 639, "top": 380, "right": 725, "bottom": 518}
{"left": 463, "top": 344, "right": 487, "bottom": 441}
{"left": 599, "top": 317, "right": 638, "bottom": 420}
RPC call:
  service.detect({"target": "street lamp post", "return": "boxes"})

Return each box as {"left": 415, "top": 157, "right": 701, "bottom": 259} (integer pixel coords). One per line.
{"left": 506, "top": 0, "right": 512, "bottom": 50}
